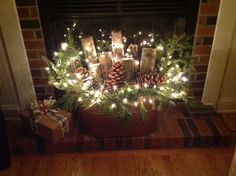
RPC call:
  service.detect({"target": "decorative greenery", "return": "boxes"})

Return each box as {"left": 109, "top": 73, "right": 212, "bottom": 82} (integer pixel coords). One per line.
{"left": 43, "top": 26, "right": 194, "bottom": 124}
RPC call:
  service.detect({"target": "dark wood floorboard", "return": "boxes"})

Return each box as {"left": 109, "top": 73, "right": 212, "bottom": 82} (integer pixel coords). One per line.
{"left": 0, "top": 147, "right": 234, "bottom": 176}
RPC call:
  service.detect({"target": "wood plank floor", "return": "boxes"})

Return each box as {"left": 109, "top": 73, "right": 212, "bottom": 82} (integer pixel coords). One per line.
{"left": 0, "top": 147, "right": 234, "bottom": 176}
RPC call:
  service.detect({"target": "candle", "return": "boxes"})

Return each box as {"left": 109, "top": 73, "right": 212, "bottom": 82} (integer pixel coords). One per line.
{"left": 98, "top": 52, "right": 112, "bottom": 78}
{"left": 111, "top": 30, "right": 124, "bottom": 60}
{"left": 121, "top": 58, "right": 135, "bottom": 81}
{"left": 140, "top": 48, "right": 156, "bottom": 74}
{"left": 89, "top": 63, "right": 102, "bottom": 81}
{"left": 81, "top": 36, "right": 97, "bottom": 63}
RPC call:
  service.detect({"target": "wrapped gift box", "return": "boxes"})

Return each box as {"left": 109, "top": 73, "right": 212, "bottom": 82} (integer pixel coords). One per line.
{"left": 20, "top": 108, "right": 72, "bottom": 143}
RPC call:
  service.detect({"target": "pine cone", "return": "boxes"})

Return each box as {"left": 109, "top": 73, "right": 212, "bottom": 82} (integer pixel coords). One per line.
{"left": 136, "top": 71, "right": 165, "bottom": 88}
{"left": 105, "top": 62, "right": 125, "bottom": 90}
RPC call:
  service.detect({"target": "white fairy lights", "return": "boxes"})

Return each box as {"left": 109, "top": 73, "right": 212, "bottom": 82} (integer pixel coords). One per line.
{"left": 61, "top": 42, "right": 68, "bottom": 50}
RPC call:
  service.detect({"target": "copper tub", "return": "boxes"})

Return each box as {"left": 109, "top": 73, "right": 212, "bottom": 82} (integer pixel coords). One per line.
{"left": 79, "top": 104, "right": 159, "bottom": 138}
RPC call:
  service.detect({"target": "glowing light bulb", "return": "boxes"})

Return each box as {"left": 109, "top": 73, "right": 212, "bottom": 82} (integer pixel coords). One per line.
{"left": 113, "top": 85, "right": 117, "bottom": 90}
{"left": 167, "top": 72, "right": 172, "bottom": 77}
{"left": 157, "top": 45, "right": 164, "bottom": 51}
{"left": 171, "top": 93, "right": 178, "bottom": 98}
{"left": 149, "top": 99, "right": 153, "bottom": 104}
{"left": 150, "top": 38, "right": 154, "bottom": 42}
{"left": 76, "top": 73, "right": 82, "bottom": 79}
{"left": 63, "top": 83, "right": 68, "bottom": 87}
{"left": 143, "top": 40, "right": 147, "bottom": 45}
{"left": 123, "top": 98, "right": 128, "bottom": 103}
{"left": 45, "top": 67, "right": 49, "bottom": 71}
{"left": 135, "top": 60, "right": 139, "bottom": 66}
{"left": 61, "top": 42, "right": 68, "bottom": 50}
{"left": 97, "top": 46, "right": 101, "bottom": 50}
{"left": 134, "top": 102, "right": 138, "bottom": 107}
{"left": 66, "top": 73, "right": 70, "bottom": 77}
{"left": 111, "top": 103, "right": 116, "bottom": 109}
{"left": 99, "top": 29, "right": 102, "bottom": 32}
{"left": 143, "top": 98, "right": 146, "bottom": 102}
{"left": 159, "top": 86, "right": 165, "bottom": 90}
{"left": 73, "top": 23, "right": 76, "bottom": 27}
{"left": 127, "top": 48, "right": 131, "bottom": 52}
{"left": 96, "top": 98, "right": 101, "bottom": 103}
{"left": 54, "top": 52, "right": 58, "bottom": 56}
{"left": 127, "top": 87, "right": 132, "bottom": 92}
{"left": 168, "top": 55, "right": 172, "bottom": 59}
{"left": 153, "top": 85, "right": 157, "bottom": 89}
{"left": 104, "top": 89, "right": 108, "bottom": 93}
{"left": 175, "top": 64, "right": 179, "bottom": 68}
{"left": 138, "top": 31, "right": 142, "bottom": 35}
{"left": 78, "top": 97, "right": 82, "bottom": 102}
{"left": 144, "top": 83, "right": 148, "bottom": 88}
{"left": 79, "top": 35, "right": 82, "bottom": 38}
{"left": 182, "top": 77, "right": 188, "bottom": 82}
{"left": 79, "top": 51, "right": 83, "bottom": 55}
{"left": 160, "top": 67, "right": 163, "bottom": 71}
{"left": 135, "top": 84, "right": 140, "bottom": 89}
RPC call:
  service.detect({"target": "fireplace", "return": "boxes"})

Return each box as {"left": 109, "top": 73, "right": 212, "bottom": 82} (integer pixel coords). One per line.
{"left": 16, "top": 0, "right": 220, "bottom": 100}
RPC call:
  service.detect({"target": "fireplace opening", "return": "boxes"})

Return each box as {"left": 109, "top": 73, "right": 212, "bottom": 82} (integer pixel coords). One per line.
{"left": 38, "top": 0, "right": 200, "bottom": 59}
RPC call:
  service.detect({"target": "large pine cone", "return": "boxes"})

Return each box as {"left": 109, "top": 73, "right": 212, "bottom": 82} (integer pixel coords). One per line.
{"left": 136, "top": 71, "right": 165, "bottom": 88}
{"left": 75, "top": 67, "right": 91, "bottom": 82}
{"left": 105, "top": 62, "right": 125, "bottom": 90}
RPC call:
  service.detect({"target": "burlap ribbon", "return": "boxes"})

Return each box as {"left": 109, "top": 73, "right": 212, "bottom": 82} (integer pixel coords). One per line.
{"left": 30, "top": 97, "right": 69, "bottom": 137}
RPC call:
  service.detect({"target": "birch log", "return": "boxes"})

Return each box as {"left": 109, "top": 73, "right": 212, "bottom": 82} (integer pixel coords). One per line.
{"left": 89, "top": 63, "right": 102, "bottom": 81}
{"left": 140, "top": 48, "right": 156, "bottom": 74}
{"left": 81, "top": 36, "right": 97, "bottom": 63}
{"left": 121, "top": 58, "right": 135, "bottom": 81}
{"left": 111, "top": 30, "right": 124, "bottom": 60}
{"left": 128, "top": 44, "right": 138, "bottom": 60}
{"left": 98, "top": 52, "right": 112, "bottom": 78}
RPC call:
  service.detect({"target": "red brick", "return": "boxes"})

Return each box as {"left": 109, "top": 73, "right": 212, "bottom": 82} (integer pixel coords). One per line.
{"left": 194, "top": 65, "right": 208, "bottom": 72}
{"left": 17, "top": 8, "right": 30, "bottom": 18}
{"left": 24, "top": 40, "right": 45, "bottom": 49}
{"left": 46, "top": 87, "right": 54, "bottom": 94}
{"left": 30, "top": 7, "right": 38, "bottom": 17}
{"left": 198, "top": 16, "right": 206, "bottom": 25}
{"left": 200, "top": 4, "right": 219, "bottom": 15}
{"left": 26, "top": 50, "right": 47, "bottom": 59}
{"left": 208, "top": 0, "right": 221, "bottom": 4}
{"left": 194, "top": 37, "right": 202, "bottom": 45}
{"left": 192, "top": 46, "right": 212, "bottom": 55}
{"left": 33, "top": 78, "right": 49, "bottom": 85}
{"left": 189, "top": 82, "right": 205, "bottom": 89}
{"left": 29, "top": 59, "right": 47, "bottom": 68}
{"left": 196, "top": 26, "right": 215, "bottom": 36}
{"left": 22, "top": 31, "right": 34, "bottom": 40}
{"left": 198, "top": 56, "right": 210, "bottom": 64}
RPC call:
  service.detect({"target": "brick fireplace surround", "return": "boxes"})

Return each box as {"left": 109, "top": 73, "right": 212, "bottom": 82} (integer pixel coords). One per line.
{"left": 15, "top": 0, "right": 221, "bottom": 100}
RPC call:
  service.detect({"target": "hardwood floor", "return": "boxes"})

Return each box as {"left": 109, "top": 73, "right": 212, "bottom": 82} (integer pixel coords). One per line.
{"left": 0, "top": 147, "right": 234, "bottom": 176}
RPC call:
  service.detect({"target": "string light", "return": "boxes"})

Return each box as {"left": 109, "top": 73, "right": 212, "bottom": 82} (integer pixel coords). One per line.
{"left": 157, "top": 45, "right": 164, "bottom": 51}
{"left": 123, "top": 98, "right": 128, "bottom": 103}
{"left": 111, "top": 103, "right": 116, "bottom": 109}
{"left": 79, "top": 51, "right": 83, "bottom": 55}
{"left": 171, "top": 92, "right": 178, "bottom": 98}
{"left": 134, "top": 102, "right": 138, "bottom": 107}
{"left": 61, "top": 42, "right": 68, "bottom": 50}
{"left": 78, "top": 97, "right": 82, "bottom": 102}
{"left": 153, "top": 85, "right": 157, "bottom": 89}
{"left": 143, "top": 98, "right": 146, "bottom": 102}
{"left": 54, "top": 52, "right": 58, "bottom": 56}
{"left": 113, "top": 85, "right": 117, "bottom": 90}
{"left": 138, "top": 31, "right": 142, "bottom": 35}
{"left": 182, "top": 77, "right": 188, "bottom": 82}
{"left": 149, "top": 99, "right": 153, "bottom": 104}
{"left": 45, "top": 67, "right": 49, "bottom": 71}
{"left": 127, "top": 87, "right": 132, "bottom": 92}
{"left": 63, "top": 82, "right": 68, "bottom": 87}
{"left": 144, "top": 83, "right": 148, "bottom": 88}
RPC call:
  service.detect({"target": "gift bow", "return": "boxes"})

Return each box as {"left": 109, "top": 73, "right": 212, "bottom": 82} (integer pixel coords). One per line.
{"left": 30, "top": 96, "right": 56, "bottom": 115}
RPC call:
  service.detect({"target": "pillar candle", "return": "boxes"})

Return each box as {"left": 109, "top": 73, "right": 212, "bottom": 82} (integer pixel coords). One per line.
{"left": 140, "top": 48, "right": 156, "bottom": 74}
{"left": 89, "top": 63, "right": 102, "bottom": 81}
{"left": 98, "top": 52, "right": 112, "bottom": 78}
{"left": 121, "top": 58, "right": 135, "bottom": 81}
{"left": 111, "top": 30, "right": 124, "bottom": 59}
{"left": 81, "top": 36, "right": 97, "bottom": 63}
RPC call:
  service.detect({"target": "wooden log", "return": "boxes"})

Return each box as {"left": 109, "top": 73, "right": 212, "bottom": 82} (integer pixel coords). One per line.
{"left": 81, "top": 36, "right": 97, "bottom": 63}
{"left": 121, "top": 58, "right": 135, "bottom": 81}
{"left": 89, "top": 63, "right": 102, "bottom": 81}
{"left": 128, "top": 44, "right": 138, "bottom": 60}
{"left": 111, "top": 30, "right": 124, "bottom": 60}
{"left": 98, "top": 52, "right": 112, "bottom": 78}
{"left": 140, "top": 48, "right": 156, "bottom": 74}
